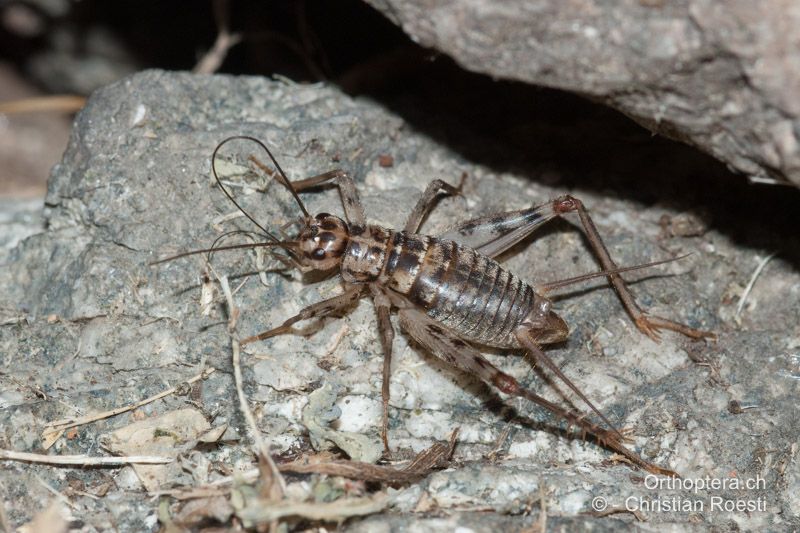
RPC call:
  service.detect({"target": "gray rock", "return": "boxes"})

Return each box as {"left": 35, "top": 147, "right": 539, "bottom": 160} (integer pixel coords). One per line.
{"left": 367, "top": 0, "right": 800, "bottom": 187}
{"left": 0, "top": 198, "right": 44, "bottom": 263}
{"left": 0, "top": 70, "right": 797, "bottom": 530}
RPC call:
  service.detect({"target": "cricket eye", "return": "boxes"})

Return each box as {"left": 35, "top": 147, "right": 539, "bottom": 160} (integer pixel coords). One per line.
{"left": 311, "top": 248, "right": 326, "bottom": 260}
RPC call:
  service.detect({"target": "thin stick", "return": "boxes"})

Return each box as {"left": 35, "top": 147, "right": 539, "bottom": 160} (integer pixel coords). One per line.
{"left": 747, "top": 176, "right": 797, "bottom": 187}
{"left": 214, "top": 272, "right": 286, "bottom": 494}
{"left": 0, "top": 449, "right": 171, "bottom": 465}
{"left": 0, "top": 95, "right": 85, "bottom": 114}
{"left": 735, "top": 252, "right": 776, "bottom": 320}
{"left": 193, "top": 0, "right": 241, "bottom": 74}
{"left": 42, "top": 368, "right": 216, "bottom": 438}
{"left": 193, "top": 31, "right": 242, "bottom": 74}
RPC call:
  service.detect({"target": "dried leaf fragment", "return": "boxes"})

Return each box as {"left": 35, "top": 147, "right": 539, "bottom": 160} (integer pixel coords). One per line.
{"left": 236, "top": 492, "right": 390, "bottom": 527}
{"left": 301, "top": 383, "right": 383, "bottom": 464}
{"left": 279, "top": 428, "right": 459, "bottom": 484}
{"left": 101, "top": 408, "right": 211, "bottom": 491}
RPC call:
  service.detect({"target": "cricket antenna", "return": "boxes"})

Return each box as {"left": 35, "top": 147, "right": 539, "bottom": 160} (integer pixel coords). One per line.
{"left": 537, "top": 254, "right": 693, "bottom": 294}
{"left": 215, "top": 136, "right": 310, "bottom": 222}
{"left": 212, "top": 137, "right": 282, "bottom": 243}
{"left": 149, "top": 240, "right": 300, "bottom": 266}
{"left": 205, "top": 229, "right": 267, "bottom": 262}
{"left": 152, "top": 138, "right": 311, "bottom": 267}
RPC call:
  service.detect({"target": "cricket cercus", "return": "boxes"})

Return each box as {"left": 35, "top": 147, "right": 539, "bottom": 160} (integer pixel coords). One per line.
{"left": 156, "top": 136, "right": 715, "bottom": 476}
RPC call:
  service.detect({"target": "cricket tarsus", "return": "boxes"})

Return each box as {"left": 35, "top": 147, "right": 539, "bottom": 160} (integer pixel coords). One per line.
{"left": 161, "top": 137, "right": 714, "bottom": 477}
{"left": 509, "top": 381, "right": 677, "bottom": 476}
{"left": 240, "top": 286, "right": 363, "bottom": 345}
{"left": 552, "top": 195, "right": 714, "bottom": 342}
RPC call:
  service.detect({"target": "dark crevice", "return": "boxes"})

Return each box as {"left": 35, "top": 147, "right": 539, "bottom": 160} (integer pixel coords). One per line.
{"left": 2, "top": 0, "right": 797, "bottom": 269}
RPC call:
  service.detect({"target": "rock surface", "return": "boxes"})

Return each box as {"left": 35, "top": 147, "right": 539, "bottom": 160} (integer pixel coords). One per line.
{"left": 367, "top": 0, "right": 800, "bottom": 187}
{"left": 0, "top": 70, "right": 798, "bottom": 530}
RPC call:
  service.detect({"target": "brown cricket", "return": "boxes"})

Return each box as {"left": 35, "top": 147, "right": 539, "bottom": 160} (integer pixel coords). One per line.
{"left": 156, "top": 136, "right": 715, "bottom": 477}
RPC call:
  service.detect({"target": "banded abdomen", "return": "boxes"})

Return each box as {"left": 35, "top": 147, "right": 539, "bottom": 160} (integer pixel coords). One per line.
{"left": 341, "top": 226, "right": 537, "bottom": 347}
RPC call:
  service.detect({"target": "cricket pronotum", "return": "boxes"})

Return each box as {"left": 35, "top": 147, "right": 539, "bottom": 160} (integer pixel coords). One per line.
{"left": 155, "top": 136, "right": 715, "bottom": 477}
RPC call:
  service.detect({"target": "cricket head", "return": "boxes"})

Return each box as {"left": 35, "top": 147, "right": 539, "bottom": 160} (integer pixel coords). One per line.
{"left": 295, "top": 212, "right": 349, "bottom": 270}
{"left": 151, "top": 138, "right": 350, "bottom": 272}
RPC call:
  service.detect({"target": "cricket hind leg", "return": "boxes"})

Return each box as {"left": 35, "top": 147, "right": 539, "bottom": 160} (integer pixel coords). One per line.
{"left": 551, "top": 195, "right": 714, "bottom": 342}
{"left": 438, "top": 203, "right": 558, "bottom": 258}
{"left": 514, "top": 326, "right": 622, "bottom": 441}
{"left": 397, "top": 308, "right": 676, "bottom": 476}
{"left": 369, "top": 286, "right": 395, "bottom": 456}
{"left": 439, "top": 194, "right": 713, "bottom": 341}
{"left": 241, "top": 285, "right": 363, "bottom": 345}
{"left": 404, "top": 178, "right": 463, "bottom": 233}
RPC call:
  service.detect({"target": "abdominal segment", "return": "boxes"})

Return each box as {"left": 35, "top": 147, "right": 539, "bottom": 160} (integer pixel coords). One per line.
{"left": 375, "top": 230, "right": 536, "bottom": 347}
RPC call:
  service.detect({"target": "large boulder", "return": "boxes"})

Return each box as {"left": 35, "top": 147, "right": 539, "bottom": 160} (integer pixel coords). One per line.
{"left": 368, "top": 0, "right": 800, "bottom": 187}
{"left": 0, "top": 70, "right": 796, "bottom": 530}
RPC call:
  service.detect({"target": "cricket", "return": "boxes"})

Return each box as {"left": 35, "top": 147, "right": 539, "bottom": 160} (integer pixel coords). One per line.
{"left": 156, "top": 135, "right": 715, "bottom": 477}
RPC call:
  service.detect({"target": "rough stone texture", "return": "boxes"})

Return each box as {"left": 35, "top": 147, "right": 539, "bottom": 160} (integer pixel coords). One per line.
{"left": 0, "top": 70, "right": 798, "bottom": 531}
{"left": 0, "top": 198, "right": 43, "bottom": 261}
{"left": 367, "top": 0, "right": 800, "bottom": 187}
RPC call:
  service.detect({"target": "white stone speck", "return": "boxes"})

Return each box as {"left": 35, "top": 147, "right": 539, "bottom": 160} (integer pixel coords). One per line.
{"left": 405, "top": 410, "right": 457, "bottom": 440}
{"left": 264, "top": 395, "right": 308, "bottom": 421}
{"left": 507, "top": 433, "right": 551, "bottom": 458}
{"left": 131, "top": 104, "right": 147, "bottom": 127}
{"left": 335, "top": 395, "right": 382, "bottom": 432}
{"left": 144, "top": 513, "right": 158, "bottom": 529}
{"left": 560, "top": 489, "right": 591, "bottom": 514}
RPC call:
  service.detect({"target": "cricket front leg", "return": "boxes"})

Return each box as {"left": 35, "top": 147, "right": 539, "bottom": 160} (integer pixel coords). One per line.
{"left": 250, "top": 154, "right": 368, "bottom": 226}
{"left": 241, "top": 285, "right": 363, "bottom": 345}
{"left": 289, "top": 169, "right": 367, "bottom": 226}
{"left": 370, "top": 286, "right": 395, "bottom": 456}
{"left": 404, "top": 178, "right": 463, "bottom": 233}
{"left": 552, "top": 195, "right": 715, "bottom": 342}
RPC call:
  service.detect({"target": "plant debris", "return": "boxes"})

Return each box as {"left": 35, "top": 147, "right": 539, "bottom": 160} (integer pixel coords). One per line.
{"left": 301, "top": 383, "right": 383, "bottom": 464}
{"left": 279, "top": 428, "right": 459, "bottom": 484}
{"left": 100, "top": 408, "right": 219, "bottom": 491}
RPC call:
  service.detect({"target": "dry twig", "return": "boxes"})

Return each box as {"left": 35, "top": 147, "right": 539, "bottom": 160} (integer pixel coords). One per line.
{"left": 193, "top": 0, "right": 241, "bottom": 74}
{"left": 279, "top": 428, "right": 459, "bottom": 483}
{"left": 0, "top": 95, "right": 85, "bottom": 114}
{"left": 41, "top": 368, "right": 216, "bottom": 448}
{"left": 213, "top": 273, "right": 286, "bottom": 496}
{"left": 735, "top": 252, "right": 777, "bottom": 321}
{"left": 0, "top": 449, "right": 171, "bottom": 465}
